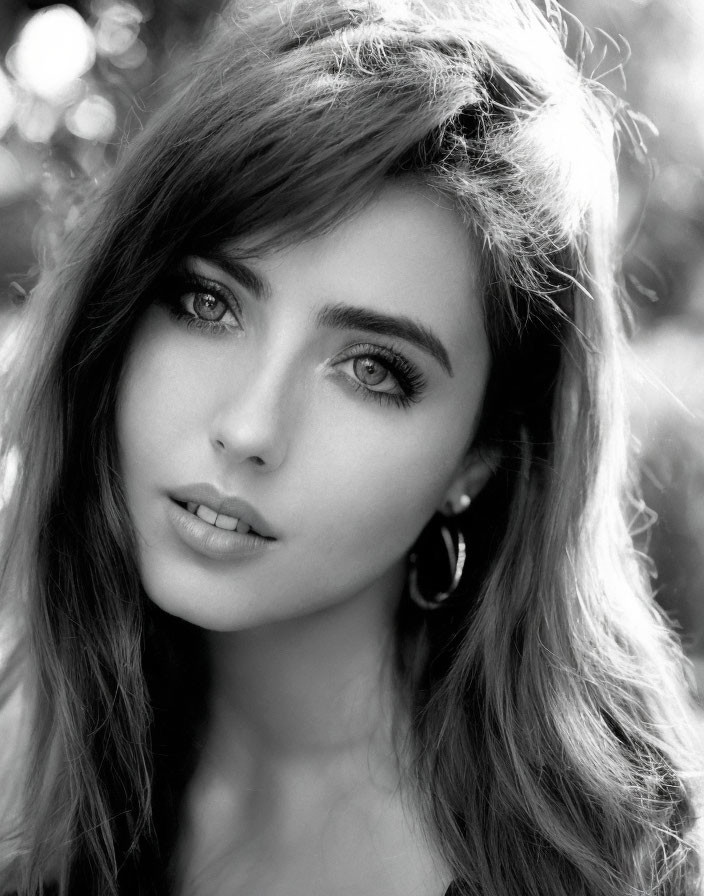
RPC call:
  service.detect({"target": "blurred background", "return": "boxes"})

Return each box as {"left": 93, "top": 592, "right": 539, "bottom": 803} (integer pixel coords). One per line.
{"left": 0, "top": 0, "right": 702, "bottom": 693}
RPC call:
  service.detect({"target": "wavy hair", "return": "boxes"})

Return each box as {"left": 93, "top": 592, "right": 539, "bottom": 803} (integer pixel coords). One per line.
{"left": 0, "top": 0, "right": 700, "bottom": 894}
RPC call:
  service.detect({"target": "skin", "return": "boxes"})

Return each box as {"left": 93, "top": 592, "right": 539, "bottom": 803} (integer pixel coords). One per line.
{"left": 116, "top": 182, "right": 493, "bottom": 896}
{"left": 117, "top": 183, "right": 491, "bottom": 632}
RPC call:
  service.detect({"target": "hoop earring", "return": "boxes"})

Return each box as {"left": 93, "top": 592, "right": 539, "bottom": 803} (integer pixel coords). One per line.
{"left": 408, "top": 522, "right": 466, "bottom": 610}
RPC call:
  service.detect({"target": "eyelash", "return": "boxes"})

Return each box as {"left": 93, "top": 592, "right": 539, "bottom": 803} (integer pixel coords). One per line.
{"left": 160, "top": 270, "right": 242, "bottom": 335}
{"left": 334, "top": 343, "right": 426, "bottom": 409}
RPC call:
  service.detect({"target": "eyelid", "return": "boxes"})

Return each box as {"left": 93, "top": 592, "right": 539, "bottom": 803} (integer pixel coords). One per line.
{"left": 178, "top": 265, "right": 243, "bottom": 321}
{"left": 184, "top": 254, "right": 265, "bottom": 302}
{"left": 336, "top": 341, "right": 409, "bottom": 368}
{"left": 332, "top": 341, "right": 427, "bottom": 405}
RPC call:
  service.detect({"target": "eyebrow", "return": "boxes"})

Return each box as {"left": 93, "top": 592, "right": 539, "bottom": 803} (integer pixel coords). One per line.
{"left": 316, "top": 303, "right": 454, "bottom": 376}
{"left": 196, "top": 254, "right": 453, "bottom": 376}
{"left": 199, "top": 251, "right": 272, "bottom": 301}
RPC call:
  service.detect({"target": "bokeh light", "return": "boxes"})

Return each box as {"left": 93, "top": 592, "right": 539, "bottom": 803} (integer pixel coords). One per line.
{"left": 94, "top": 2, "right": 144, "bottom": 58}
{"left": 0, "top": 69, "right": 16, "bottom": 140}
{"left": 14, "top": 94, "right": 61, "bottom": 144}
{"left": 65, "top": 94, "right": 117, "bottom": 142}
{"left": 110, "top": 38, "right": 148, "bottom": 70}
{"left": 7, "top": 6, "right": 96, "bottom": 103}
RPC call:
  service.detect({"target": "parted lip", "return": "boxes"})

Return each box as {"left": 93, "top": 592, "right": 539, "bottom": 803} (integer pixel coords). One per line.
{"left": 169, "top": 483, "right": 277, "bottom": 539}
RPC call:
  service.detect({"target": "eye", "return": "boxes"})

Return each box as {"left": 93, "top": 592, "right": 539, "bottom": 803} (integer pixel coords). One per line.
{"left": 161, "top": 270, "right": 242, "bottom": 334}
{"left": 333, "top": 343, "right": 426, "bottom": 408}
{"left": 351, "top": 356, "right": 396, "bottom": 391}
{"left": 189, "top": 290, "right": 229, "bottom": 322}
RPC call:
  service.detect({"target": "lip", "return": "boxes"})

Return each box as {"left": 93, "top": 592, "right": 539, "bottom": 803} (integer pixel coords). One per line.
{"left": 169, "top": 483, "right": 277, "bottom": 539}
{"left": 166, "top": 498, "right": 277, "bottom": 562}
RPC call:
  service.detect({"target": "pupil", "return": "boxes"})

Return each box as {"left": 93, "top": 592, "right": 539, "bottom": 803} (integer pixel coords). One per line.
{"left": 193, "top": 293, "right": 224, "bottom": 321}
{"left": 354, "top": 356, "right": 387, "bottom": 387}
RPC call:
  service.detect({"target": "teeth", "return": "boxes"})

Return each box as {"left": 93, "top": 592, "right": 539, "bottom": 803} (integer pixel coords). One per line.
{"left": 196, "top": 504, "right": 217, "bottom": 525}
{"left": 187, "top": 502, "right": 252, "bottom": 534}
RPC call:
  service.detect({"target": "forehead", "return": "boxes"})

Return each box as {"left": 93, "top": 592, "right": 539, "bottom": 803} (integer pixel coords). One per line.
{"left": 222, "top": 182, "right": 486, "bottom": 356}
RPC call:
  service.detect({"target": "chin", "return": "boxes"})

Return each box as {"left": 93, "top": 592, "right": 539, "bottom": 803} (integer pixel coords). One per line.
{"left": 143, "top": 587, "right": 250, "bottom": 632}
{"left": 140, "top": 574, "right": 290, "bottom": 633}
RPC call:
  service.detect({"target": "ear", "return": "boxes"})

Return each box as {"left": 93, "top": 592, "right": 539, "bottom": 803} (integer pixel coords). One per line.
{"left": 439, "top": 445, "right": 500, "bottom": 516}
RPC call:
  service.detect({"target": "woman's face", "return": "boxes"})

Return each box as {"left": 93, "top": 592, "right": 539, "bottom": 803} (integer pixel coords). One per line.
{"left": 116, "top": 184, "right": 491, "bottom": 631}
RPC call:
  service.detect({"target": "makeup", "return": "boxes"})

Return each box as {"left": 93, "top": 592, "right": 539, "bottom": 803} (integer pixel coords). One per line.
{"left": 168, "top": 484, "right": 277, "bottom": 561}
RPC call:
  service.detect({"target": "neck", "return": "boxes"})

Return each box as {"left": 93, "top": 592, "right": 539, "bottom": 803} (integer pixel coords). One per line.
{"left": 177, "top": 565, "right": 450, "bottom": 896}
{"left": 204, "top": 560, "right": 408, "bottom": 766}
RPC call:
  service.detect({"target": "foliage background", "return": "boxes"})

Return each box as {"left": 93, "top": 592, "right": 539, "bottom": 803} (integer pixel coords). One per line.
{"left": 0, "top": 0, "right": 702, "bottom": 687}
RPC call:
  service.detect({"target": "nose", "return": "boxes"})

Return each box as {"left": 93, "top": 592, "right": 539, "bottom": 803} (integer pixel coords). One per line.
{"left": 209, "top": 358, "right": 296, "bottom": 472}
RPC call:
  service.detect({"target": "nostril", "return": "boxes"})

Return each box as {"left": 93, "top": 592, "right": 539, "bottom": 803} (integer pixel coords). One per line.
{"left": 251, "top": 456, "right": 266, "bottom": 467}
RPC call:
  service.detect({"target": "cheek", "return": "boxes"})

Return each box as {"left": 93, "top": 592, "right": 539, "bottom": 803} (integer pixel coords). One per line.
{"left": 116, "top": 328, "right": 183, "bottom": 531}
{"left": 116, "top": 314, "right": 203, "bottom": 481}
{"left": 298, "top": 403, "right": 474, "bottom": 579}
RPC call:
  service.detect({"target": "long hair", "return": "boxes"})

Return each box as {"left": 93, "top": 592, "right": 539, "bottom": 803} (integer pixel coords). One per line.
{"left": 0, "top": 1, "right": 700, "bottom": 893}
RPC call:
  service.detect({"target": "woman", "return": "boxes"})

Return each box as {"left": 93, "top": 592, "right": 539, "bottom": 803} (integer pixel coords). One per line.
{"left": 0, "top": 0, "right": 700, "bottom": 893}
